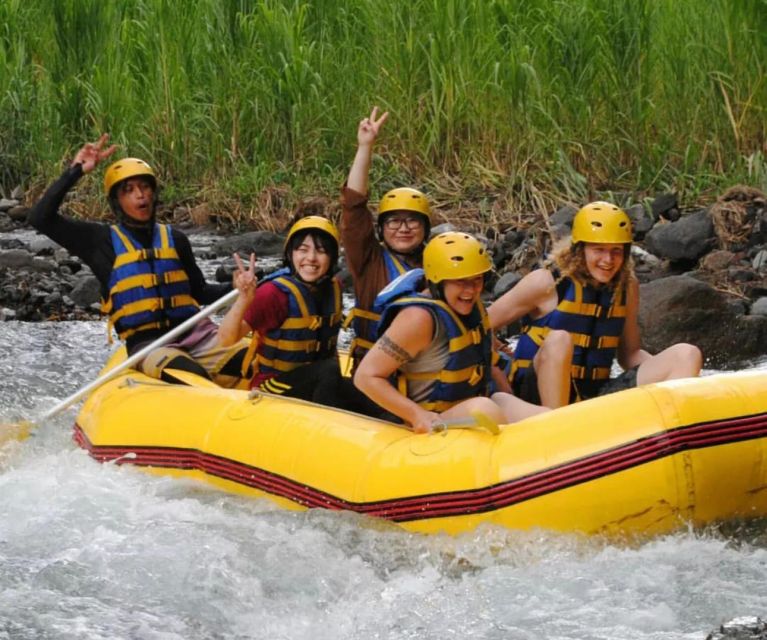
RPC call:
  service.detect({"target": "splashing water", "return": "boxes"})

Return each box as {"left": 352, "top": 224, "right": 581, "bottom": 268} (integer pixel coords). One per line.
{"left": 2, "top": 251, "right": 767, "bottom": 640}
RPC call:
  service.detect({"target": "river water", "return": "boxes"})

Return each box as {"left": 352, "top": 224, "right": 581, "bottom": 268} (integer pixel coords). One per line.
{"left": 1, "top": 233, "right": 767, "bottom": 639}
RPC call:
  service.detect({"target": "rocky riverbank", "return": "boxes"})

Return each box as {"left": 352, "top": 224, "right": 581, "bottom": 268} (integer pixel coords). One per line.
{"left": 1, "top": 186, "right": 766, "bottom": 368}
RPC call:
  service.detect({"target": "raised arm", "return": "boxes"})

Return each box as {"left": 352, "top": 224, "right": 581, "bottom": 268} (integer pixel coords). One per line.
{"left": 217, "top": 253, "right": 258, "bottom": 347}
{"left": 347, "top": 106, "right": 389, "bottom": 195}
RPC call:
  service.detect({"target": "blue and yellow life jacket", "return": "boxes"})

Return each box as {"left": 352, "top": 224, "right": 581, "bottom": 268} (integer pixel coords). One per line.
{"left": 102, "top": 224, "right": 199, "bottom": 342}
{"left": 376, "top": 269, "right": 493, "bottom": 412}
{"left": 511, "top": 272, "right": 627, "bottom": 398}
{"left": 254, "top": 269, "right": 343, "bottom": 378}
{"left": 343, "top": 248, "right": 416, "bottom": 358}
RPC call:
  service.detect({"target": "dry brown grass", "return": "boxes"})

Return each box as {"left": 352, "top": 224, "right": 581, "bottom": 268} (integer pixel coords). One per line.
{"left": 710, "top": 185, "right": 767, "bottom": 250}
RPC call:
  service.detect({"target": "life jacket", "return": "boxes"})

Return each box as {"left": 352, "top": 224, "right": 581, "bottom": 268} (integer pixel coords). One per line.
{"left": 375, "top": 269, "right": 493, "bottom": 412}
{"left": 511, "top": 272, "right": 627, "bottom": 399}
{"left": 343, "top": 248, "right": 416, "bottom": 358}
{"left": 102, "top": 224, "right": 199, "bottom": 343}
{"left": 250, "top": 268, "right": 343, "bottom": 378}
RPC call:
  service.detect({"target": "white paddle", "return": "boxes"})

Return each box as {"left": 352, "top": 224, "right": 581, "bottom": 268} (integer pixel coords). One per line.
{"left": 432, "top": 410, "right": 501, "bottom": 435}
{"left": 1, "top": 288, "right": 239, "bottom": 445}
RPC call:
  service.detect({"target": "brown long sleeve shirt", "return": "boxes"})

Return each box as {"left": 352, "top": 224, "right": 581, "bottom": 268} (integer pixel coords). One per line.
{"left": 340, "top": 186, "right": 422, "bottom": 366}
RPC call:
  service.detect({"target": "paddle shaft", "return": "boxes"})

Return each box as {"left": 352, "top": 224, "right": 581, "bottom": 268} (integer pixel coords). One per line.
{"left": 40, "top": 288, "right": 239, "bottom": 422}
{"left": 432, "top": 411, "right": 501, "bottom": 435}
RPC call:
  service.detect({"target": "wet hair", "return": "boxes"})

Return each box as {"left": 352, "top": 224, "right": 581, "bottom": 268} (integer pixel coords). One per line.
{"left": 549, "top": 238, "right": 635, "bottom": 290}
{"left": 107, "top": 175, "right": 158, "bottom": 227}
{"left": 284, "top": 228, "right": 339, "bottom": 277}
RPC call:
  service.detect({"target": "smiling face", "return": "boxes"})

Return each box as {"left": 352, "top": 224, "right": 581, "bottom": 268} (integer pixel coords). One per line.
{"left": 116, "top": 177, "right": 155, "bottom": 223}
{"left": 583, "top": 243, "right": 626, "bottom": 285}
{"left": 441, "top": 275, "right": 484, "bottom": 315}
{"left": 290, "top": 234, "right": 331, "bottom": 283}
{"left": 380, "top": 212, "right": 427, "bottom": 255}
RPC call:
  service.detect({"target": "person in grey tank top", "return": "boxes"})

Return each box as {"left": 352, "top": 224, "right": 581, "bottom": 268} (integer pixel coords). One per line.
{"left": 354, "top": 232, "right": 548, "bottom": 433}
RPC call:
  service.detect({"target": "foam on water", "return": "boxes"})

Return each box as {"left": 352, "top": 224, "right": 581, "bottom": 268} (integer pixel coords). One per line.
{"left": 2, "top": 322, "right": 767, "bottom": 638}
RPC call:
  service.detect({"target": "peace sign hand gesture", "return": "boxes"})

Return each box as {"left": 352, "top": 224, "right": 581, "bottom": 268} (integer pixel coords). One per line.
{"left": 71, "top": 133, "right": 118, "bottom": 174}
{"left": 232, "top": 252, "right": 258, "bottom": 302}
{"left": 357, "top": 106, "right": 389, "bottom": 148}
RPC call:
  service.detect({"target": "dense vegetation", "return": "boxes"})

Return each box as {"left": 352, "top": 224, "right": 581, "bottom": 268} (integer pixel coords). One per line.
{"left": 1, "top": 0, "right": 765, "bottom": 226}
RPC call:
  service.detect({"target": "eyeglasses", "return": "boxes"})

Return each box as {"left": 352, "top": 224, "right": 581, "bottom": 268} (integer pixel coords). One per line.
{"left": 383, "top": 216, "right": 423, "bottom": 230}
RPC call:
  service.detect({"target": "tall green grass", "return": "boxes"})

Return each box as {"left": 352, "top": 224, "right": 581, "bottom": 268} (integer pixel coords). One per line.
{"left": 1, "top": 0, "right": 764, "bottom": 222}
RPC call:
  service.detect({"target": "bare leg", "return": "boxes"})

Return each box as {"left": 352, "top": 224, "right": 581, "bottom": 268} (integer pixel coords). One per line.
{"left": 491, "top": 392, "right": 550, "bottom": 422}
{"left": 637, "top": 343, "right": 703, "bottom": 385}
{"left": 440, "top": 397, "right": 506, "bottom": 425}
{"left": 533, "top": 330, "right": 573, "bottom": 408}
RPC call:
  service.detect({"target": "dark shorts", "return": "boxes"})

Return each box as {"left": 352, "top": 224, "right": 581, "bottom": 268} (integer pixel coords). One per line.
{"left": 514, "top": 365, "right": 640, "bottom": 404}
{"left": 258, "top": 359, "right": 387, "bottom": 418}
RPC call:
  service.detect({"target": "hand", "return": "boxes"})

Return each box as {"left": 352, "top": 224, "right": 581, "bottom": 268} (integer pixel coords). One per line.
{"left": 71, "top": 134, "right": 118, "bottom": 173}
{"left": 232, "top": 252, "right": 258, "bottom": 301}
{"left": 357, "top": 106, "right": 389, "bottom": 148}
{"left": 410, "top": 408, "right": 441, "bottom": 434}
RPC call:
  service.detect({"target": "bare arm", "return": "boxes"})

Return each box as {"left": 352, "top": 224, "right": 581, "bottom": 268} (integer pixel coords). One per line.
{"left": 353, "top": 306, "right": 440, "bottom": 432}
{"left": 347, "top": 106, "right": 389, "bottom": 195}
{"left": 487, "top": 269, "right": 558, "bottom": 330}
{"left": 617, "top": 278, "right": 651, "bottom": 370}
{"left": 217, "top": 253, "right": 257, "bottom": 347}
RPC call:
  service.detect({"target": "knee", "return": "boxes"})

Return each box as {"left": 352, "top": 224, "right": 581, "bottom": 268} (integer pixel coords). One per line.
{"left": 467, "top": 397, "right": 505, "bottom": 422}
{"left": 538, "top": 330, "right": 572, "bottom": 363}
{"left": 672, "top": 343, "right": 703, "bottom": 372}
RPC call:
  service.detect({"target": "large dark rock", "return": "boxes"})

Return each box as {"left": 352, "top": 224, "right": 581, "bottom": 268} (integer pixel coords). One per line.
{"left": 651, "top": 192, "right": 679, "bottom": 221}
{"left": 549, "top": 205, "right": 577, "bottom": 227}
{"left": 644, "top": 210, "right": 715, "bottom": 262}
{"left": 639, "top": 275, "right": 767, "bottom": 367}
{"left": 492, "top": 271, "right": 522, "bottom": 298}
{"left": 625, "top": 203, "right": 654, "bottom": 240}
{"left": 0, "top": 249, "right": 57, "bottom": 272}
{"left": 69, "top": 275, "right": 102, "bottom": 308}
{"left": 707, "top": 616, "right": 767, "bottom": 640}
{"left": 212, "top": 231, "right": 285, "bottom": 257}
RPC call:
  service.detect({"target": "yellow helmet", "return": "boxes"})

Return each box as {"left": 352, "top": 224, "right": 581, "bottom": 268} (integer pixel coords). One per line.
{"left": 423, "top": 232, "right": 492, "bottom": 284}
{"left": 377, "top": 187, "right": 431, "bottom": 221}
{"left": 285, "top": 215, "right": 340, "bottom": 249}
{"left": 103, "top": 158, "right": 156, "bottom": 196}
{"left": 571, "top": 201, "right": 633, "bottom": 244}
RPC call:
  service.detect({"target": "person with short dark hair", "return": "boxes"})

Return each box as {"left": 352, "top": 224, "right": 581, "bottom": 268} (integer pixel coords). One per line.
{"left": 216, "top": 216, "right": 345, "bottom": 403}
{"left": 28, "top": 134, "right": 249, "bottom": 387}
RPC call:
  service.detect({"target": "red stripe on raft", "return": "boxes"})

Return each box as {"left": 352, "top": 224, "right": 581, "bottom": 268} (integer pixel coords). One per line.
{"left": 73, "top": 411, "right": 767, "bottom": 522}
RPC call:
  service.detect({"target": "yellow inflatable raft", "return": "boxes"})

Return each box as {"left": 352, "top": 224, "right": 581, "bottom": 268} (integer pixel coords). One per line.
{"left": 74, "top": 351, "right": 767, "bottom": 537}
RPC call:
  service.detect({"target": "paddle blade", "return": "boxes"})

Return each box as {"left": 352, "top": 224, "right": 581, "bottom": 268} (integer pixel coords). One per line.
{"left": 0, "top": 420, "right": 34, "bottom": 446}
{"left": 470, "top": 411, "right": 501, "bottom": 435}
{"left": 432, "top": 411, "right": 501, "bottom": 435}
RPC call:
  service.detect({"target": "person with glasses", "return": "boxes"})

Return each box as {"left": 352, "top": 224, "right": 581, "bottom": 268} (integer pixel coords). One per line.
{"left": 341, "top": 107, "right": 432, "bottom": 374}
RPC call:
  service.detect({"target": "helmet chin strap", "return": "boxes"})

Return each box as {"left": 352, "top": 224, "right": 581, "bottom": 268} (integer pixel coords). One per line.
{"left": 110, "top": 197, "right": 156, "bottom": 229}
